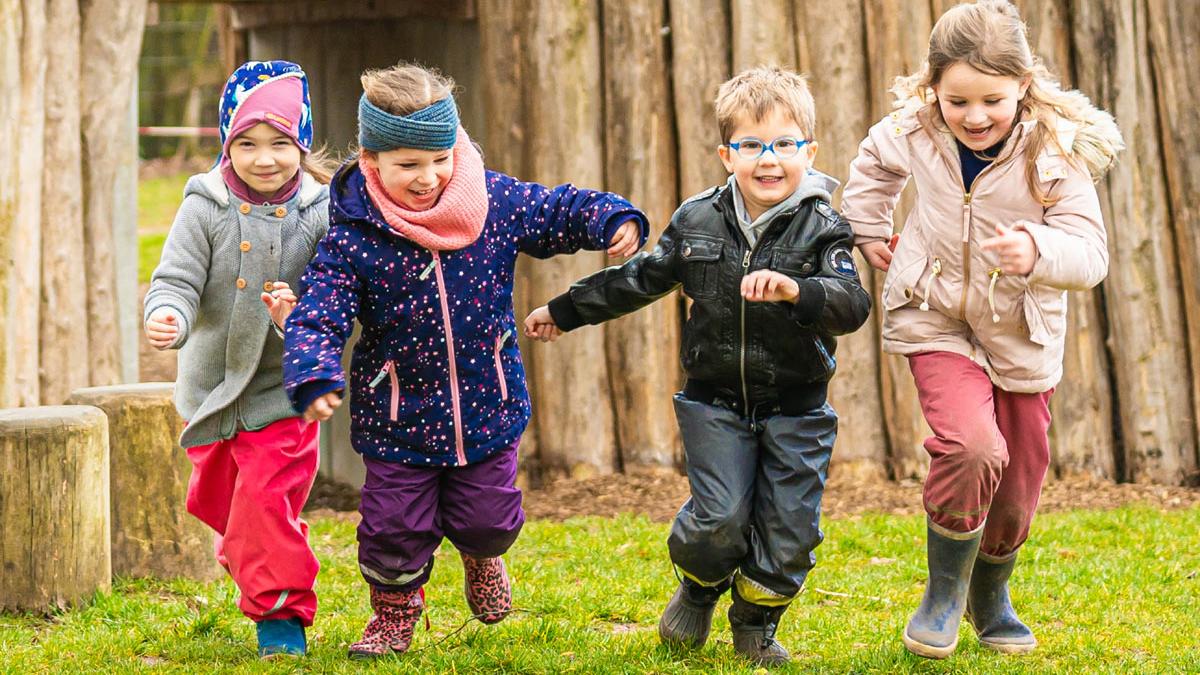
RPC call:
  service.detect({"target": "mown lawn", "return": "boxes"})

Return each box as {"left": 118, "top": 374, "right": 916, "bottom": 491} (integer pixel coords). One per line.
{"left": 2, "top": 506, "right": 1197, "bottom": 673}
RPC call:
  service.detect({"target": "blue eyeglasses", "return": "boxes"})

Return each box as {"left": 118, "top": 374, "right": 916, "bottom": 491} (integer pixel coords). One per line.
{"left": 727, "top": 136, "right": 811, "bottom": 160}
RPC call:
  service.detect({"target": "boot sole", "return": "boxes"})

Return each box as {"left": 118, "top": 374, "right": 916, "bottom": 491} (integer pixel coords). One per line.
{"left": 902, "top": 628, "right": 958, "bottom": 659}
{"left": 979, "top": 638, "right": 1037, "bottom": 655}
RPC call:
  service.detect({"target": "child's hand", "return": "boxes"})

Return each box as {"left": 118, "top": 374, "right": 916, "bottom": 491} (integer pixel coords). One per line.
{"left": 145, "top": 308, "right": 181, "bottom": 350}
{"left": 742, "top": 270, "right": 800, "bottom": 304}
{"left": 607, "top": 220, "right": 641, "bottom": 258}
{"left": 859, "top": 239, "right": 894, "bottom": 272}
{"left": 261, "top": 281, "right": 298, "bottom": 329}
{"left": 304, "top": 392, "right": 342, "bottom": 422}
{"left": 981, "top": 223, "right": 1037, "bottom": 276}
{"left": 523, "top": 305, "right": 563, "bottom": 342}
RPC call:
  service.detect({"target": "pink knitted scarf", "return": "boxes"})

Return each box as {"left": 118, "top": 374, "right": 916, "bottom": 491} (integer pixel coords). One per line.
{"left": 362, "top": 127, "right": 489, "bottom": 251}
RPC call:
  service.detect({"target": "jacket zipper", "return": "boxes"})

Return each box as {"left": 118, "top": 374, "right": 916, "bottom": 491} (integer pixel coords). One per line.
{"left": 369, "top": 360, "right": 400, "bottom": 421}
{"left": 430, "top": 251, "right": 467, "bottom": 466}
{"left": 494, "top": 329, "right": 512, "bottom": 401}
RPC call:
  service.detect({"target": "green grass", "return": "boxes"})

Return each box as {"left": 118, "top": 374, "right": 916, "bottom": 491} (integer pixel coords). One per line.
{"left": 138, "top": 171, "right": 191, "bottom": 283}
{"left": 2, "top": 507, "right": 1198, "bottom": 673}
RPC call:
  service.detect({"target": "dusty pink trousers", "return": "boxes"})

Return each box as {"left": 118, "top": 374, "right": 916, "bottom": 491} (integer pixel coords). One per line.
{"left": 185, "top": 417, "right": 320, "bottom": 625}
{"left": 909, "top": 351, "right": 1053, "bottom": 558}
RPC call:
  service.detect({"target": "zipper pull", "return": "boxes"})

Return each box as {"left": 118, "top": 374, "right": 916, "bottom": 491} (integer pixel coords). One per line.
{"left": 499, "top": 328, "right": 513, "bottom": 346}
{"left": 418, "top": 258, "right": 437, "bottom": 280}
{"left": 368, "top": 361, "right": 391, "bottom": 389}
{"left": 988, "top": 268, "right": 1003, "bottom": 323}
{"left": 919, "top": 258, "right": 942, "bottom": 311}
{"left": 742, "top": 250, "right": 751, "bottom": 269}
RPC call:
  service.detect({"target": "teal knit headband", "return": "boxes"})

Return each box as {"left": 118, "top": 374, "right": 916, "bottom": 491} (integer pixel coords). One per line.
{"left": 358, "top": 94, "right": 459, "bottom": 151}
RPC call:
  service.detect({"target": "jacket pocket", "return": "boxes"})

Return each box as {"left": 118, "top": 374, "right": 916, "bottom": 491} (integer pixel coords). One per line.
{"left": 882, "top": 251, "right": 930, "bottom": 311}
{"left": 679, "top": 236, "right": 723, "bottom": 300}
{"left": 493, "top": 329, "right": 512, "bottom": 401}
{"left": 772, "top": 247, "right": 818, "bottom": 277}
{"left": 1022, "top": 286, "right": 1067, "bottom": 347}
{"left": 368, "top": 359, "right": 400, "bottom": 421}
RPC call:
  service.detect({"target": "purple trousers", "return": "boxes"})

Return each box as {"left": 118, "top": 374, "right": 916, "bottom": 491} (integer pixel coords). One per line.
{"left": 357, "top": 445, "right": 524, "bottom": 590}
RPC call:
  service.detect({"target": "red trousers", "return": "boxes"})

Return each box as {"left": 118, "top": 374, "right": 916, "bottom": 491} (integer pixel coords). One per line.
{"left": 909, "top": 352, "right": 1053, "bottom": 558}
{"left": 185, "top": 417, "right": 320, "bottom": 625}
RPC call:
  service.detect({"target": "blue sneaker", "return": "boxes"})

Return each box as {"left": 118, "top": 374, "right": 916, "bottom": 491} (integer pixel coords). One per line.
{"left": 256, "top": 617, "right": 307, "bottom": 659}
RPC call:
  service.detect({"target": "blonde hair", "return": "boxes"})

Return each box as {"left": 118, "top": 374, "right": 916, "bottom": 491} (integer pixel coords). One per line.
{"left": 715, "top": 65, "right": 816, "bottom": 143}
{"left": 301, "top": 145, "right": 337, "bottom": 184}
{"left": 361, "top": 63, "right": 456, "bottom": 119}
{"left": 892, "top": 0, "right": 1124, "bottom": 203}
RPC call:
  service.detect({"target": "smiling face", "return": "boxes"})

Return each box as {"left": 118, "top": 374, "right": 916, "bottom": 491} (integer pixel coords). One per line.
{"left": 227, "top": 122, "right": 302, "bottom": 195}
{"left": 718, "top": 106, "right": 817, "bottom": 222}
{"left": 933, "top": 62, "right": 1030, "bottom": 151}
{"left": 362, "top": 146, "right": 455, "bottom": 211}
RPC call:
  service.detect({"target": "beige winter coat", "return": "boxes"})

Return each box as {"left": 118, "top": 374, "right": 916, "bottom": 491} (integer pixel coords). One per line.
{"left": 842, "top": 104, "right": 1108, "bottom": 393}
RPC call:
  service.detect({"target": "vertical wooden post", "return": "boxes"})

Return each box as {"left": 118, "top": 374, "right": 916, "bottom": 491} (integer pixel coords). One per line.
{"left": 668, "top": 0, "right": 730, "bottom": 197}
{"left": 863, "top": 0, "right": 935, "bottom": 479}
{"left": 521, "top": 0, "right": 619, "bottom": 477}
{"left": 1147, "top": 0, "right": 1200, "bottom": 483}
{"left": 0, "top": 0, "right": 17, "bottom": 408}
{"left": 79, "top": 0, "right": 148, "bottom": 388}
{"left": 0, "top": 406, "right": 111, "bottom": 612}
{"left": 731, "top": 0, "right": 796, "bottom": 71}
{"left": 600, "top": 0, "right": 682, "bottom": 471}
{"left": 796, "top": 0, "right": 889, "bottom": 481}
{"left": 40, "top": 0, "right": 90, "bottom": 405}
{"left": 1072, "top": 0, "right": 1196, "bottom": 484}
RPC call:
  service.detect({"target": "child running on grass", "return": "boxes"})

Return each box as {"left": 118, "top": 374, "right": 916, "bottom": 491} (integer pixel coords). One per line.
{"left": 143, "top": 60, "right": 335, "bottom": 659}
{"left": 280, "top": 62, "right": 647, "bottom": 659}
{"left": 841, "top": 0, "right": 1123, "bottom": 659}
{"left": 524, "top": 65, "right": 872, "bottom": 666}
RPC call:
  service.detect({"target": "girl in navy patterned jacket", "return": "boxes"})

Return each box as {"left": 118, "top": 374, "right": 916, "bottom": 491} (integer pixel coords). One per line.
{"left": 282, "top": 64, "right": 647, "bottom": 659}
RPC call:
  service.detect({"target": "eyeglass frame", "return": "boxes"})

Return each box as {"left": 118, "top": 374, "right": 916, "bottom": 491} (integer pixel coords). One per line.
{"left": 725, "top": 135, "right": 812, "bottom": 161}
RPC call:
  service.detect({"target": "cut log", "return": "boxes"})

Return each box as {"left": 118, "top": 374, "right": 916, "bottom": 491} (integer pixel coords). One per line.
{"left": 0, "top": 406, "right": 111, "bottom": 612}
{"left": 66, "top": 383, "right": 221, "bottom": 581}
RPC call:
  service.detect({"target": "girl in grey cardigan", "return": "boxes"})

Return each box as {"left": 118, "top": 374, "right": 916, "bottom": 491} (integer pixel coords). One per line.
{"left": 142, "top": 60, "right": 334, "bottom": 660}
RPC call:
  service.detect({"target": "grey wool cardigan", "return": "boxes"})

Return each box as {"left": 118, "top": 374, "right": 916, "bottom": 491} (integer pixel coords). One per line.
{"left": 144, "top": 169, "right": 330, "bottom": 448}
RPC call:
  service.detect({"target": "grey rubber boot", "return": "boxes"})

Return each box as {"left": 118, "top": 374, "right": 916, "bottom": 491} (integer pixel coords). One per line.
{"left": 728, "top": 586, "right": 790, "bottom": 666}
{"left": 658, "top": 576, "right": 728, "bottom": 648}
{"left": 966, "top": 551, "right": 1037, "bottom": 654}
{"left": 902, "top": 519, "right": 983, "bottom": 659}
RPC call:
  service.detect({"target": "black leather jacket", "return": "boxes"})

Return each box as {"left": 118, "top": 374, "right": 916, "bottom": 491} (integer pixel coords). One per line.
{"left": 549, "top": 181, "right": 872, "bottom": 416}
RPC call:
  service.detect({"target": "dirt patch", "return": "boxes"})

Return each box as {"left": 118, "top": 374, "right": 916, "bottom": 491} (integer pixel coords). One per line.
{"left": 305, "top": 470, "right": 1200, "bottom": 520}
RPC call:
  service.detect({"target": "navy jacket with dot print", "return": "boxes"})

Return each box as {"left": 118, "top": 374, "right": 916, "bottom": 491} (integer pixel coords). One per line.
{"left": 283, "top": 162, "right": 648, "bottom": 466}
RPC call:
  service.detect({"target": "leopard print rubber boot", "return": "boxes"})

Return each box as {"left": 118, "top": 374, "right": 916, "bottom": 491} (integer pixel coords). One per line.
{"left": 461, "top": 553, "right": 512, "bottom": 624}
{"left": 347, "top": 586, "right": 424, "bottom": 659}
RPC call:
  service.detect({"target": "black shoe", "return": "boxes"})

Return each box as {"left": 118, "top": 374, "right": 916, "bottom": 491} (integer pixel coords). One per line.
{"left": 966, "top": 551, "right": 1037, "bottom": 654}
{"left": 728, "top": 585, "right": 790, "bottom": 666}
{"left": 658, "top": 577, "right": 727, "bottom": 648}
{"left": 902, "top": 519, "right": 983, "bottom": 659}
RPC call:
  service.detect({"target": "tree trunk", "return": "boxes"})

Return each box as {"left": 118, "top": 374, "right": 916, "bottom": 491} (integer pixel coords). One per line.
{"left": 600, "top": 0, "right": 681, "bottom": 471}
{"left": 522, "top": 0, "right": 618, "bottom": 478}
{"left": 1019, "top": 0, "right": 1116, "bottom": 480}
{"left": 0, "top": 406, "right": 111, "bottom": 612}
{"left": 794, "top": 0, "right": 888, "bottom": 482}
{"left": 1147, "top": 0, "right": 1200, "bottom": 483}
{"left": 730, "top": 0, "right": 795, "bottom": 71}
{"left": 668, "top": 0, "right": 729, "bottom": 197}
{"left": 1073, "top": 0, "right": 1195, "bottom": 485}
{"left": 79, "top": 0, "right": 148, "bottom": 388}
{"left": 12, "top": 0, "right": 47, "bottom": 408}
{"left": 66, "top": 384, "right": 222, "bottom": 581}
{"left": 40, "top": 0, "right": 90, "bottom": 405}
{"left": 864, "top": 0, "right": 934, "bottom": 479}
{"left": 0, "top": 0, "right": 18, "bottom": 408}
{"left": 478, "top": 0, "right": 540, "bottom": 479}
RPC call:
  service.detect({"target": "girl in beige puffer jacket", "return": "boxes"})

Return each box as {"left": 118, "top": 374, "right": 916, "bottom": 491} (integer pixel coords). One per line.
{"left": 841, "top": 0, "right": 1123, "bottom": 661}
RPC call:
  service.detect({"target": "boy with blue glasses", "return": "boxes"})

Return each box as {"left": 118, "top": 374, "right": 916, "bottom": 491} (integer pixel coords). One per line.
{"left": 523, "top": 66, "right": 871, "bottom": 665}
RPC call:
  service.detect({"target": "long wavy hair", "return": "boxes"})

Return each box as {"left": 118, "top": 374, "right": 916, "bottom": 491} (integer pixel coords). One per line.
{"left": 891, "top": 0, "right": 1124, "bottom": 204}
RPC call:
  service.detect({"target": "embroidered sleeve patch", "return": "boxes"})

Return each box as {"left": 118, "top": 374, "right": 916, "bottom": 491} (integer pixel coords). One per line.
{"left": 829, "top": 248, "right": 858, "bottom": 277}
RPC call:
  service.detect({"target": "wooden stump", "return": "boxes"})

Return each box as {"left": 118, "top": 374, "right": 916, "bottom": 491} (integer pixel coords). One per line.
{"left": 66, "top": 383, "right": 220, "bottom": 581}
{"left": 0, "top": 405, "right": 110, "bottom": 613}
